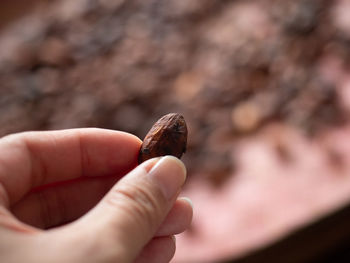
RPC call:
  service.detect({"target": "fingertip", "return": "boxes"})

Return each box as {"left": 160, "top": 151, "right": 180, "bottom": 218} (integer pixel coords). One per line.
{"left": 76, "top": 128, "right": 142, "bottom": 176}
{"left": 148, "top": 156, "right": 187, "bottom": 200}
{"left": 113, "top": 129, "right": 143, "bottom": 146}
{"left": 80, "top": 128, "right": 142, "bottom": 150}
{"left": 152, "top": 156, "right": 187, "bottom": 181}
{"left": 179, "top": 197, "right": 193, "bottom": 210}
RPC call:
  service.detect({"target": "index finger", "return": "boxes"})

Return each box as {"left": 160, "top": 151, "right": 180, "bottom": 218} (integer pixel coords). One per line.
{"left": 0, "top": 128, "right": 142, "bottom": 206}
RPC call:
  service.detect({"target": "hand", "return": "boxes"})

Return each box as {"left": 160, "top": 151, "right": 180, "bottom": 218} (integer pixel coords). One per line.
{"left": 0, "top": 128, "right": 193, "bottom": 263}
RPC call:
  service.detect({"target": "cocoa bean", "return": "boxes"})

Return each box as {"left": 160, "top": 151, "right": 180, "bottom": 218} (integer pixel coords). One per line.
{"left": 138, "top": 113, "right": 188, "bottom": 163}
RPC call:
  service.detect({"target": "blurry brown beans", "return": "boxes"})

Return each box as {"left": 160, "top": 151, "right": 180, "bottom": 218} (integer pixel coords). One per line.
{"left": 138, "top": 113, "right": 188, "bottom": 163}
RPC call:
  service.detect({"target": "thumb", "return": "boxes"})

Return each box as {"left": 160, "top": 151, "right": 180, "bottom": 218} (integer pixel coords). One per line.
{"left": 77, "top": 156, "right": 187, "bottom": 262}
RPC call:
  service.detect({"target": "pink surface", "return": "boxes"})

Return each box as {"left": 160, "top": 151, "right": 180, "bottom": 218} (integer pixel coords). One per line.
{"left": 173, "top": 124, "right": 350, "bottom": 263}
{"left": 172, "top": 17, "right": 350, "bottom": 262}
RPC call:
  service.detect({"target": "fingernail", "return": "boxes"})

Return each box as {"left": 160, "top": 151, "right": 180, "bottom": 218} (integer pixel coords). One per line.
{"left": 143, "top": 157, "right": 162, "bottom": 173}
{"left": 148, "top": 156, "right": 187, "bottom": 200}
{"left": 171, "top": 235, "right": 176, "bottom": 244}
{"left": 179, "top": 197, "right": 194, "bottom": 209}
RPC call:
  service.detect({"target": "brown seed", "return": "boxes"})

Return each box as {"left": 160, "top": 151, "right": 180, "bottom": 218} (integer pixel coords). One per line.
{"left": 138, "top": 113, "right": 188, "bottom": 163}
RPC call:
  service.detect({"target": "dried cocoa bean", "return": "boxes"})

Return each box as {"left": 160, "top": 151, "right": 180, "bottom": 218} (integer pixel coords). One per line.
{"left": 138, "top": 113, "right": 188, "bottom": 163}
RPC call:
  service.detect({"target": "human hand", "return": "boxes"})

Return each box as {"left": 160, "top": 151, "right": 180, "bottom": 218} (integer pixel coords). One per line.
{"left": 0, "top": 128, "right": 193, "bottom": 263}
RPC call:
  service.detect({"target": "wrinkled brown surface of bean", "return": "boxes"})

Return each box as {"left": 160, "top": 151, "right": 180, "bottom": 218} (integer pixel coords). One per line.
{"left": 138, "top": 113, "right": 188, "bottom": 163}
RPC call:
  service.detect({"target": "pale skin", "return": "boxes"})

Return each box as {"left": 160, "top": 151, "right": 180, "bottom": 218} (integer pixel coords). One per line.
{"left": 0, "top": 128, "right": 193, "bottom": 263}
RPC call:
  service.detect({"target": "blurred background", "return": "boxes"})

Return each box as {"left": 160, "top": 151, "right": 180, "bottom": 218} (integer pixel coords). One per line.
{"left": 1, "top": 0, "right": 350, "bottom": 262}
